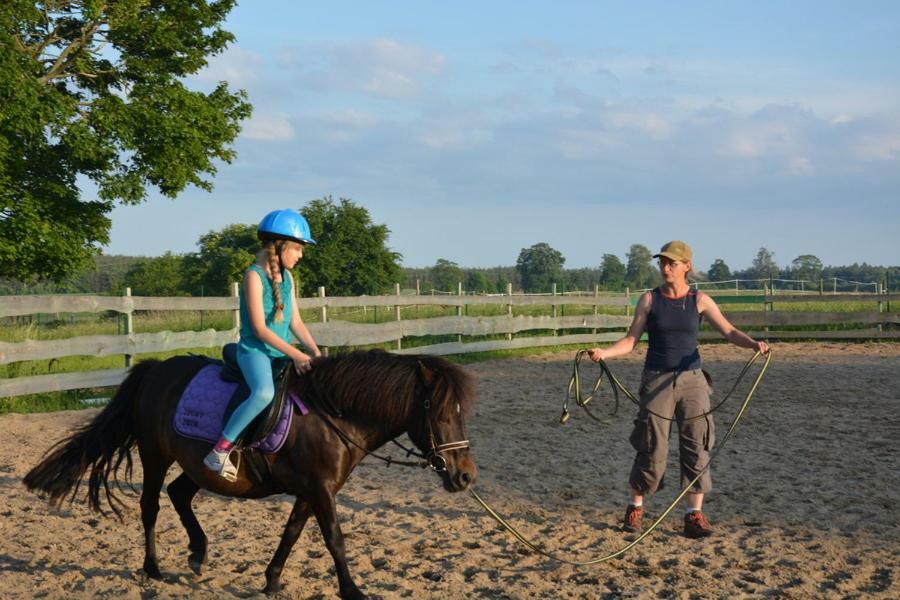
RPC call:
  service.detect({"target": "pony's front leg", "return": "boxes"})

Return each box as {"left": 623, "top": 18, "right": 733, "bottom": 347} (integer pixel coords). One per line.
{"left": 311, "top": 488, "right": 364, "bottom": 600}
{"left": 263, "top": 499, "right": 312, "bottom": 595}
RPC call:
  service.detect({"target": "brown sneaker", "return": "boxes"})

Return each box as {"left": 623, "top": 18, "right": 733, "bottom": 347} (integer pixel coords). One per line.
{"left": 623, "top": 504, "right": 643, "bottom": 532}
{"left": 683, "top": 511, "right": 713, "bottom": 538}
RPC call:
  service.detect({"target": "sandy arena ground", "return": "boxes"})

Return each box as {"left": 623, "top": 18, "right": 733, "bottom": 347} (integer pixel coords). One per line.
{"left": 2, "top": 342, "right": 898, "bottom": 599}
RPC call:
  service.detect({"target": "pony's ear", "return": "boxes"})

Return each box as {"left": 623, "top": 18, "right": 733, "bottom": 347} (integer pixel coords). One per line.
{"left": 417, "top": 360, "right": 436, "bottom": 387}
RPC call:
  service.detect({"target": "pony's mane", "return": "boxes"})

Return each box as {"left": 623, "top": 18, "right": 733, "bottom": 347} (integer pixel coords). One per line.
{"left": 295, "top": 350, "right": 476, "bottom": 428}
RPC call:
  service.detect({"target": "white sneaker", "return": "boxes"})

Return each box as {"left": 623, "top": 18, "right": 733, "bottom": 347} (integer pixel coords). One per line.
{"left": 203, "top": 449, "right": 238, "bottom": 482}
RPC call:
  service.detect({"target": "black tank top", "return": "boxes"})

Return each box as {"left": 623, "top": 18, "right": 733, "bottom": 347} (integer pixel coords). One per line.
{"left": 644, "top": 288, "right": 701, "bottom": 371}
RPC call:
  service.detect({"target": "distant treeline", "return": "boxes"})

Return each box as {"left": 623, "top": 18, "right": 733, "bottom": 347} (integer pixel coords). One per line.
{"left": 1, "top": 252, "right": 895, "bottom": 296}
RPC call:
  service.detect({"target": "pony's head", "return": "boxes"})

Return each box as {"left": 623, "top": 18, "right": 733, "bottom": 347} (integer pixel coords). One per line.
{"left": 298, "top": 350, "right": 478, "bottom": 492}
{"left": 408, "top": 355, "right": 478, "bottom": 492}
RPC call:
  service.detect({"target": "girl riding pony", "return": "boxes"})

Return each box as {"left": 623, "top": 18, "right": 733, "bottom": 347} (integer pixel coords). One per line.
{"left": 204, "top": 209, "right": 322, "bottom": 480}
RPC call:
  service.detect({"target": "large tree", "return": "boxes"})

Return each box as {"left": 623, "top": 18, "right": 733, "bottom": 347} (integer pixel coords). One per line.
{"left": 430, "top": 259, "right": 463, "bottom": 292}
{"left": 625, "top": 244, "right": 656, "bottom": 290}
{"left": 791, "top": 254, "right": 823, "bottom": 283}
{"left": 708, "top": 258, "right": 732, "bottom": 284}
{"left": 599, "top": 253, "right": 626, "bottom": 291}
{"left": 751, "top": 247, "right": 779, "bottom": 280}
{"left": 0, "top": 0, "right": 251, "bottom": 282}
{"left": 297, "top": 197, "right": 401, "bottom": 296}
{"left": 516, "top": 242, "right": 565, "bottom": 293}
{"left": 181, "top": 223, "right": 256, "bottom": 295}
{"left": 123, "top": 251, "right": 186, "bottom": 296}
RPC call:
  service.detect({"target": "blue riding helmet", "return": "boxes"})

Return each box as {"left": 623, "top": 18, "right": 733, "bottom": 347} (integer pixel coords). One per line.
{"left": 257, "top": 209, "right": 316, "bottom": 245}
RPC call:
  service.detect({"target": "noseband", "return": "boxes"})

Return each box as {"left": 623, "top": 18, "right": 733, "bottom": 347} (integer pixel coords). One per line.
{"left": 421, "top": 390, "right": 470, "bottom": 473}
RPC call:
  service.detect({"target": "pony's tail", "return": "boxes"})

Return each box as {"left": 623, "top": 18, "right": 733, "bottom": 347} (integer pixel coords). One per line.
{"left": 23, "top": 359, "right": 159, "bottom": 518}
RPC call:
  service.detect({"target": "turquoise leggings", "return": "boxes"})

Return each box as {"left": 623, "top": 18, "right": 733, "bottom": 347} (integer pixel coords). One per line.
{"left": 221, "top": 347, "right": 276, "bottom": 442}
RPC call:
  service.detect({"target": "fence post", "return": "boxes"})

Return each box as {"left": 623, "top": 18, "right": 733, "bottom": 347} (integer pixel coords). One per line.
{"left": 592, "top": 284, "right": 598, "bottom": 335}
{"left": 819, "top": 279, "right": 824, "bottom": 295}
{"left": 625, "top": 287, "right": 631, "bottom": 317}
{"left": 124, "top": 287, "right": 133, "bottom": 368}
{"left": 507, "top": 282, "right": 513, "bottom": 341}
{"left": 457, "top": 281, "right": 463, "bottom": 344}
{"left": 877, "top": 282, "right": 883, "bottom": 335}
{"left": 394, "top": 283, "right": 402, "bottom": 350}
{"left": 231, "top": 282, "right": 240, "bottom": 333}
{"left": 319, "top": 286, "right": 328, "bottom": 357}
{"left": 552, "top": 283, "right": 558, "bottom": 336}
{"left": 833, "top": 277, "right": 837, "bottom": 294}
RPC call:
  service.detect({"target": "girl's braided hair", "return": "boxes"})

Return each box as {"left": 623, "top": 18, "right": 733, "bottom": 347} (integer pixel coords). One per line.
{"left": 263, "top": 239, "right": 287, "bottom": 323}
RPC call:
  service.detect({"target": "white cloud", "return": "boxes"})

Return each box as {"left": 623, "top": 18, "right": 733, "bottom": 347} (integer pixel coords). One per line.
{"left": 193, "top": 46, "right": 263, "bottom": 87}
{"left": 241, "top": 114, "right": 295, "bottom": 141}
{"left": 282, "top": 38, "right": 445, "bottom": 99}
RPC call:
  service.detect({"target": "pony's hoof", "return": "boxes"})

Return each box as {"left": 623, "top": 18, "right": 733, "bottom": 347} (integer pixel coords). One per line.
{"left": 340, "top": 587, "right": 365, "bottom": 600}
{"left": 188, "top": 550, "right": 207, "bottom": 575}
{"left": 143, "top": 562, "right": 163, "bottom": 580}
{"left": 188, "top": 557, "right": 203, "bottom": 575}
{"left": 263, "top": 581, "right": 283, "bottom": 595}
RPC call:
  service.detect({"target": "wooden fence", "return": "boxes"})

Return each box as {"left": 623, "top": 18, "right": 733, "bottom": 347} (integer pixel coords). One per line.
{"left": 1, "top": 288, "right": 896, "bottom": 398}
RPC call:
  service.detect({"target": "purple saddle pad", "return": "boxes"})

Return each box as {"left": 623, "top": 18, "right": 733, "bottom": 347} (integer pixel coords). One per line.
{"left": 173, "top": 364, "right": 309, "bottom": 454}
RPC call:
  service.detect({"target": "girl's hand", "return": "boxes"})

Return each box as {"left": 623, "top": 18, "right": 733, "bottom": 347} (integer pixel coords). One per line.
{"left": 293, "top": 352, "right": 313, "bottom": 374}
{"left": 587, "top": 347, "right": 606, "bottom": 362}
{"left": 756, "top": 341, "right": 770, "bottom": 355}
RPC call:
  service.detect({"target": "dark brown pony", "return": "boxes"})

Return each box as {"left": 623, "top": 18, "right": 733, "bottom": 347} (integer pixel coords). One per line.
{"left": 24, "top": 349, "right": 477, "bottom": 599}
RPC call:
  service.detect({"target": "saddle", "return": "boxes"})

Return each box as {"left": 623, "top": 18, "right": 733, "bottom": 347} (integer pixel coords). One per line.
{"left": 220, "top": 343, "right": 292, "bottom": 447}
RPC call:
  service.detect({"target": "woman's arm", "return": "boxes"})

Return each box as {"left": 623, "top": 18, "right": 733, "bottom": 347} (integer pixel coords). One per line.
{"left": 286, "top": 271, "right": 321, "bottom": 358}
{"left": 243, "top": 270, "right": 313, "bottom": 371}
{"left": 697, "top": 292, "right": 769, "bottom": 354}
{"left": 587, "top": 291, "right": 652, "bottom": 362}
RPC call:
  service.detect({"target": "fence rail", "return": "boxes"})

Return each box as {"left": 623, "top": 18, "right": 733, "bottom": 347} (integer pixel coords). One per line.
{"left": 1, "top": 290, "right": 896, "bottom": 398}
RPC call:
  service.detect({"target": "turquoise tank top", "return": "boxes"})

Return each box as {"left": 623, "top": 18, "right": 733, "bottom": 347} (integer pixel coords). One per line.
{"left": 238, "top": 264, "right": 293, "bottom": 358}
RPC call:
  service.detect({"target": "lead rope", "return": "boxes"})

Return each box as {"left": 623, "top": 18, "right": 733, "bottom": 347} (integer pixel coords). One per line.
{"left": 562, "top": 349, "right": 760, "bottom": 424}
{"left": 468, "top": 349, "right": 771, "bottom": 566}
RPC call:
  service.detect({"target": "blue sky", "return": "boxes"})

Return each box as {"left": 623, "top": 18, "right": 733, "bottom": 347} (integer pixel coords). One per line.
{"left": 104, "top": 1, "right": 900, "bottom": 271}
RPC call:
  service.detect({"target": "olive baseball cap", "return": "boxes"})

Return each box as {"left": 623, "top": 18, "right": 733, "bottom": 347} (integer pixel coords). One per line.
{"left": 653, "top": 240, "right": 693, "bottom": 262}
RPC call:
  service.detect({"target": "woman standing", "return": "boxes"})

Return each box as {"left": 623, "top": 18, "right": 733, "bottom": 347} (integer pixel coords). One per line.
{"left": 588, "top": 241, "right": 768, "bottom": 538}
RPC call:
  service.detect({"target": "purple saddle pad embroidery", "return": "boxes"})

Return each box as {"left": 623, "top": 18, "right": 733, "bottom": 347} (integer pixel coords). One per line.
{"left": 173, "top": 364, "right": 309, "bottom": 454}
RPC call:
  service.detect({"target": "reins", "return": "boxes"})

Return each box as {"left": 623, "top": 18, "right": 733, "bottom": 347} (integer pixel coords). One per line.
{"left": 468, "top": 349, "right": 771, "bottom": 566}
{"left": 307, "top": 374, "right": 470, "bottom": 473}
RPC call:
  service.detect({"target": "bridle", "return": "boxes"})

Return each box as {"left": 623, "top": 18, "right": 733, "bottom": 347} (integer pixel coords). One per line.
{"left": 419, "top": 384, "right": 470, "bottom": 473}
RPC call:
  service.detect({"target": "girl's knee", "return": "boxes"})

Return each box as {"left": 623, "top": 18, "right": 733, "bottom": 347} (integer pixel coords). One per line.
{"left": 247, "top": 385, "right": 275, "bottom": 411}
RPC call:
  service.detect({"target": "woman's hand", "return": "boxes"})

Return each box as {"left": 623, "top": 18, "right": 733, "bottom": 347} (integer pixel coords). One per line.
{"left": 587, "top": 347, "right": 607, "bottom": 362}
{"left": 293, "top": 351, "right": 313, "bottom": 374}
{"left": 756, "top": 341, "right": 770, "bottom": 355}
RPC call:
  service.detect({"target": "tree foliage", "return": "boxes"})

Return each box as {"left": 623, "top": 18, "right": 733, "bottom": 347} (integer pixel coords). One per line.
{"left": 0, "top": 0, "right": 251, "bottom": 282}
{"left": 599, "top": 253, "right": 626, "bottom": 291}
{"left": 181, "top": 223, "right": 256, "bottom": 295}
{"left": 123, "top": 251, "right": 186, "bottom": 296}
{"left": 516, "top": 242, "right": 565, "bottom": 293}
{"left": 708, "top": 258, "right": 732, "bottom": 283}
{"left": 296, "top": 197, "right": 401, "bottom": 296}
{"left": 625, "top": 244, "right": 657, "bottom": 289}
{"left": 791, "top": 254, "right": 823, "bottom": 283}
{"left": 430, "top": 259, "right": 463, "bottom": 292}
{"left": 751, "top": 247, "right": 779, "bottom": 279}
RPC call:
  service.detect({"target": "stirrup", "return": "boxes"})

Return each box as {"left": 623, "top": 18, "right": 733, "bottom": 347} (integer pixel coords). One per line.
{"left": 204, "top": 449, "right": 239, "bottom": 482}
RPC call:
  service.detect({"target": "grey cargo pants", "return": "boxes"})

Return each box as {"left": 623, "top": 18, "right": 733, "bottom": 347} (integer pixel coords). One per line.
{"left": 628, "top": 368, "right": 715, "bottom": 495}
